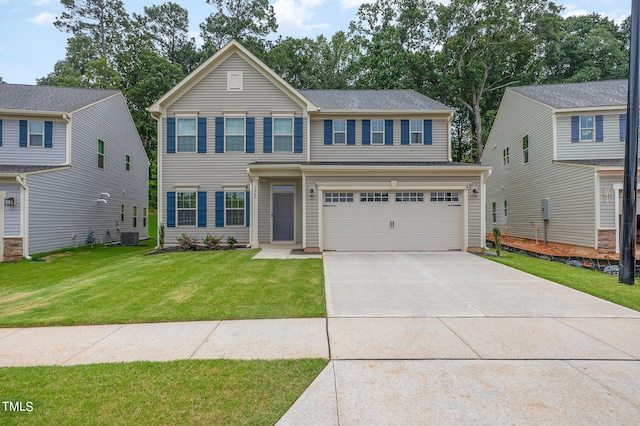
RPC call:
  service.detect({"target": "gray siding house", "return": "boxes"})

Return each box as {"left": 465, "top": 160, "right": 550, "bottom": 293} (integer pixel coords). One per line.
{"left": 0, "top": 84, "right": 149, "bottom": 261}
{"left": 482, "top": 80, "right": 633, "bottom": 253}
{"left": 149, "top": 40, "right": 490, "bottom": 252}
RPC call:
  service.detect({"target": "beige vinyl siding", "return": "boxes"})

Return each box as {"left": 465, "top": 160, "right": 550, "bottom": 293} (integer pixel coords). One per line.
{"left": 0, "top": 118, "right": 67, "bottom": 165}
{"left": 0, "top": 181, "right": 20, "bottom": 236}
{"left": 162, "top": 52, "right": 307, "bottom": 244}
{"left": 598, "top": 174, "right": 621, "bottom": 229}
{"left": 304, "top": 174, "right": 482, "bottom": 249}
{"left": 556, "top": 112, "right": 628, "bottom": 160}
{"left": 309, "top": 117, "right": 450, "bottom": 162}
{"left": 484, "top": 90, "right": 597, "bottom": 248}
{"left": 27, "top": 94, "right": 149, "bottom": 255}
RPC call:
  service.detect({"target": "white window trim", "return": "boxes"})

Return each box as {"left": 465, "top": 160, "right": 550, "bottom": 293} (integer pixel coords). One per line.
{"left": 225, "top": 191, "right": 246, "bottom": 227}
{"left": 273, "top": 116, "right": 294, "bottom": 153}
{"left": 177, "top": 191, "right": 198, "bottom": 227}
{"left": 176, "top": 117, "right": 197, "bottom": 153}
{"left": 227, "top": 71, "right": 243, "bottom": 91}
{"left": 410, "top": 119, "right": 423, "bottom": 145}
{"left": 225, "top": 116, "right": 246, "bottom": 153}
{"left": 580, "top": 115, "right": 595, "bottom": 142}
{"left": 371, "top": 119, "right": 384, "bottom": 145}
{"left": 333, "top": 119, "right": 347, "bottom": 145}
{"left": 28, "top": 120, "right": 45, "bottom": 148}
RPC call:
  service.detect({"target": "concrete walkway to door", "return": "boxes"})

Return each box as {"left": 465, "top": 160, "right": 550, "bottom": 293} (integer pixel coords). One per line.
{"left": 278, "top": 252, "right": 640, "bottom": 425}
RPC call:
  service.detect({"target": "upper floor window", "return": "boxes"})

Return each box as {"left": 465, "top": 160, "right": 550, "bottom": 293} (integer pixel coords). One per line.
{"left": 125, "top": 154, "right": 131, "bottom": 171}
{"left": 333, "top": 120, "right": 346, "bottom": 144}
{"left": 29, "top": 121, "right": 44, "bottom": 147}
{"left": 522, "top": 136, "right": 529, "bottom": 164}
{"left": 274, "top": 118, "right": 293, "bottom": 152}
{"left": 177, "top": 118, "right": 196, "bottom": 152}
{"left": 492, "top": 202, "right": 497, "bottom": 223}
{"left": 177, "top": 192, "right": 197, "bottom": 226}
{"left": 225, "top": 191, "right": 245, "bottom": 226}
{"left": 226, "top": 117, "right": 245, "bottom": 152}
{"left": 410, "top": 120, "right": 422, "bottom": 144}
{"left": 98, "top": 140, "right": 105, "bottom": 169}
{"left": 580, "top": 116, "right": 595, "bottom": 142}
{"left": 503, "top": 147, "right": 509, "bottom": 166}
{"left": 371, "top": 120, "right": 384, "bottom": 144}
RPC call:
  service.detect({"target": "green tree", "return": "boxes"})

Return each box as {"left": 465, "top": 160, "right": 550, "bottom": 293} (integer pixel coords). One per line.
{"left": 199, "top": 0, "right": 277, "bottom": 54}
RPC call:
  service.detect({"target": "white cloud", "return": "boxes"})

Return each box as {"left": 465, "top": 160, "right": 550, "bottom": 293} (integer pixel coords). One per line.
{"left": 340, "top": 0, "right": 372, "bottom": 10}
{"left": 29, "top": 12, "right": 55, "bottom": 25}
{"left": 561, "top": 5, "right": 589, "bottom": 18}
{"left": 33, "top": 0, "right": 52, "bottom": 5}
{"left": 273, "top": 0, "right": 328, "bottom": 35}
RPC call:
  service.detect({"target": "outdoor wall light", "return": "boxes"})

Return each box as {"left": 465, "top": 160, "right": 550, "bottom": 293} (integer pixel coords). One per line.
{"left": 309, "top": 187, "right": 315, "bottom": 197}
{"left": 4, "top": 196, "right": 16, "bottom": 207}
{"left": 472, "top": 188, "right": 479, "bottom": 198}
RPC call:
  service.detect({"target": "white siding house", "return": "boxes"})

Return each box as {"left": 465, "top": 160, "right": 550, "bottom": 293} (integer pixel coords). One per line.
{"left": 149, "top": 40, "right": 490, "bottom": 252}
{"left": 0, "top": 84, "right": 149, "bottom": 261}
{"left": 482, "top": 80, "right": 633, "bottom": 253}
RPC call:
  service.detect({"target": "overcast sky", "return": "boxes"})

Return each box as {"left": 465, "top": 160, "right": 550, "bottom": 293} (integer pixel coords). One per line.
{"left": 0, "top": 0, "right": 632, "bottom": 85}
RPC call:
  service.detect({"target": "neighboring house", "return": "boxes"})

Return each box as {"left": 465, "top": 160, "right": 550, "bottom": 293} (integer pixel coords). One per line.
{"left": 0, "top": 84, "right": 149, "bottom": 261}
{"left": 149, "top": 40, "right": 490, "bottom": 252}
{"left": 482, "top": 79, "right": 634, "bottom": 254}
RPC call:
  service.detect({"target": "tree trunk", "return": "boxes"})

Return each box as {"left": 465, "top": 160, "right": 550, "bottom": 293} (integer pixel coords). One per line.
{"left": 473, "top": 100, "right": 483, "bottom": 163}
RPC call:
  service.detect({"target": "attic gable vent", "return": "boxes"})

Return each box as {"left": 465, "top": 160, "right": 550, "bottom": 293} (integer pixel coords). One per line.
{"left": 227, "top": 71, "right": 243, "bottom": 91}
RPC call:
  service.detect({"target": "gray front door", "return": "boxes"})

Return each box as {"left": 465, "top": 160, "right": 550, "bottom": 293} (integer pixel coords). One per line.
{"left": 273, "top": 189, "right": 294, "bottom": 241}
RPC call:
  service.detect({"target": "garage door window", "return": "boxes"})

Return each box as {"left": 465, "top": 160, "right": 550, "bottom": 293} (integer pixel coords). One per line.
{"left": 396, "top": 192, "right": 424, "bottom": 202}
{"left": 430, "top": 192, "right": 459, "bottom": 202}
{"left": 360, "top": 192, "right": 389, "bottom": 202}
{"left": 325, "top": 192, "right": 354, "bottom": 203}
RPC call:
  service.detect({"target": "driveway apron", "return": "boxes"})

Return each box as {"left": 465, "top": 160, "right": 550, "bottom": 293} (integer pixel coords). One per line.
{"left": 278, "top": 252, "right": 640, "bottom": 425}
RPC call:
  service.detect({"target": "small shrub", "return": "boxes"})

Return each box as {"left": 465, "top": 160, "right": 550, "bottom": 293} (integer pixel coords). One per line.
{"left": 226, "top": 236, "right": 237, "bottom": 249}
{"left": 203, "top": 233, "right": 223, "bottom": 250}
{"left": 492, "top": 226, "right": 502, "bottom": 257}
{"left": 158, "top": 224, "right": 165, "bottom": 250}
{"left": 177, "top": 233, "right": 200, "bottom": 251}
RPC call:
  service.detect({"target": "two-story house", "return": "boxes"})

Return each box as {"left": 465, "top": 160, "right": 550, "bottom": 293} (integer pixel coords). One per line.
{"left": 149, "top": 40, "right": 490, "bottom": 252}
{"left": 0, "top": 84, "right": 149, "bottom": 261}
{"left": 483, "top": 80, "right": 634, "bottom": 254}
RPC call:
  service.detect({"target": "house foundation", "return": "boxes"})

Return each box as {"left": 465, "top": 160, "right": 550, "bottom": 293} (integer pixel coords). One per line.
{"left": 597, "top": 230, "right": 617, "bottom": 254}
{"left": 3, "top": 237, "right": 23, "bottom": 262}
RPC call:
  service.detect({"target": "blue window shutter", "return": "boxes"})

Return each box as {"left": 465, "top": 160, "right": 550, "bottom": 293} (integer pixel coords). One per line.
{"left": 595, "top": 115, "right": 603, "bottom": 142}
{"left": 324, "top": 120, "right": 333, "bottom": 145}
{"left": 0, "top": 119, "right": 3, "bottom": 147}
{"left": 385, "top": 120, "right": 393, "bottom": 145}
{"left": 197, "top": 191, "right": 207, "bottom": 227}
{"left": 294, "top": 117, "right": 303, "bottom": 153}
{"left": 215, "top": 117, "right": 224, "bottom": 153}
{"left": 571, "top": 116, "right": 579, "bottom": 143}
{"left": 166, "top": 192, "right": 176, "bottom": 228}
{"left": 19, "top": 120, "right": 27, "bottom": 147}
{"left": 215, "top": 191, "right": 224, "bottom": 227}
{"left": 166, "top": 118, "right": 176, "bottom": 153}
{"left": 620, "top": 114, "right": 627, "bottom": 141}
{"left": 401, "top": 120, "right": 409, "bottom": 145}
{"left": 424, "top": 120, "right": 432, "bottom": 145}
{"left": 362, "top": 120, "right": 370, "bottom": 145}
{"left": 197, "top": 117, "right": 207, "bottom": 153}
{"left": 347, "top": 119, "right": 356, "bottom": 145}
{"left": 263, "top": 117, "right": 272, "bottom": 153}
{"left": 44, "top": 121, "right": 53, "bottom": 148}
{"left": 246, "top": 117, "right": 255, "bottom": 153}
{"left": 245, "top": 191, "right": 250, "bottom": 227}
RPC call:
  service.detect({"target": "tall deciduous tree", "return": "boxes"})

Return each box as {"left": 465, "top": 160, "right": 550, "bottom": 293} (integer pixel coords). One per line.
{"left": 199, "top": 0, "right": 277, "bottom": 54}
{"left": 434, "top": 0, "right": 560, "bottom": 162}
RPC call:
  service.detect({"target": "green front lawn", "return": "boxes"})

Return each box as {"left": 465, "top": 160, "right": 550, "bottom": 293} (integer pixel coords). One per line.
{"left": 0, "top": 217, "right": 325, "bottom": 327}
{"left": 0, "top": 359, "right": 327, "bottom": 425}
{"left": 486, "top": 251, "right": 640, "bottom": 312}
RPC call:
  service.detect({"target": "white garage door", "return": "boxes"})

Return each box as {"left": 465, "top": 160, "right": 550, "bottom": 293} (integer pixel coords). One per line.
{"left": 323, "top": 191, "right": 463, "bottom": 251}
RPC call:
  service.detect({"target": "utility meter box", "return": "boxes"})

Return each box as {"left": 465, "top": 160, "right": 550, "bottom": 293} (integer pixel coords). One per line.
{"left": 541, "top": 198, "right": 550, "bottom": 220}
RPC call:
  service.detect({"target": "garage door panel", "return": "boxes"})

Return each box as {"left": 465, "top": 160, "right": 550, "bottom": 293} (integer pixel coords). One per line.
{"left": 323, "top": 191, "right": 463, "bottom": 251}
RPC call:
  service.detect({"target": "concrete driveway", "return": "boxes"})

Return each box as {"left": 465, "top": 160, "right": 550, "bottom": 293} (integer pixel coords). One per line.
{"left": 278, "top": 252, "right": 640, "bottom": 425}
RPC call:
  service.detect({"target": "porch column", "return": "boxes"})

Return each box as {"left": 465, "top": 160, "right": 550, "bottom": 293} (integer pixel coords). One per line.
{"left": 250, "top": 177, "right": 259, "bottom": 248}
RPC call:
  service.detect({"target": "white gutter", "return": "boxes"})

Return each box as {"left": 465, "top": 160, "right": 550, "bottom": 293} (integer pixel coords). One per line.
{"left": 15, "top": 175, "right": 31, "bottom": 260}
{"left": 481, "top": 169, "right": 493, "bottom": 249}
{"left": 63, "top": 113, "right": 72, "bottom": 165}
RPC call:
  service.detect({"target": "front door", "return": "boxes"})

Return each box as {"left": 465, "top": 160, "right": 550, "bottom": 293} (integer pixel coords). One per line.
{"left": 273, "top": 186, "right": 294, "bottom": 241}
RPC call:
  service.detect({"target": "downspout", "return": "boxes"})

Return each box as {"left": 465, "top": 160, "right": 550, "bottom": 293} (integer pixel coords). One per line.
{"left": 16, "top": 175, "right": 31, "bottom": 260}
{"left": 481, "top": 169, "right": 492, "bottom": 249}
{"left": 63, "top": 113, "right": 72, "bottom": 165}
{"left": 151, "top": 113, "right": 162, "bottom": 249}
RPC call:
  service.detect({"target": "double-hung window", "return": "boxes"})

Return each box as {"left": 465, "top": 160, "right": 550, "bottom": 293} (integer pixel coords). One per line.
{"left": 120, "top": 204, "right": 125, "bottom": 222}
{"left": 274, "top": 118, "right": 293, "bottom": 152}
{"left": 410, "top": 120, "right": 422, "bottom": 144}
{"left": 371, "top": 120, "right": 384, "bottom": 144}
{"left": 580, "top": 116, "right": 595, "bottom": 142}
{"left": 504, "top": 200, "right": 508, "bottom": 218}
{"left": 226, "top": 118, "right": 245, "bottom": 152}
{"left": 522, "top": 136, "right": 529, "bottom": 164}
{"left": 133, "top": 206, "right": 138, "bottom": 228}
{"left": 225, "top": 191, "right": 245, "bottom": 225}
{"left": 177, "top": 118, "right": 196, "bottom": 152}
{"left": 503, "top": 147, "right": 509, "bottom": 166}
{"left": 333, "top": 120, "right": 346, "bottom": 144}
{"left": 125, "top": 155, "right": 131, "bottom": 171}
{"left": 177, "top": 192, "right": 197, "bottom": 226}
{"left": 492, "top": 202, "right": 497, "bottom": 223}
{"left": 143, "top": 207, "right": 147, "bottom": 227}
{"left": 98, "top": 140, "right": 105, "bottom": 169}
{"left": 29, "top": 121, "right": 44, "bottom": 147}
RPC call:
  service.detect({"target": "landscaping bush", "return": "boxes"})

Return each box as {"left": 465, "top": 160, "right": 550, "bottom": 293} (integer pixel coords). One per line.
{"left": 177, "top": 233, "right": 200, "bottom": 251}
{"left": 493, "top": 226, "right": 502, "bottom": 256}
{"left": 203, "top": 233, "right": 223, "bottom": 250}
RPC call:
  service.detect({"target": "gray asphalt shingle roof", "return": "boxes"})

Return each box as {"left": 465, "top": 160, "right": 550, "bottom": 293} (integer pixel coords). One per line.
{"left": 299, "top": 89, "right": 452, "bottom": 111}
{"left": 510, "top": 80, "right": 628, "bottom": 109}
{"left": 0, "top": 84, "right": 119, "bottom": 113}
